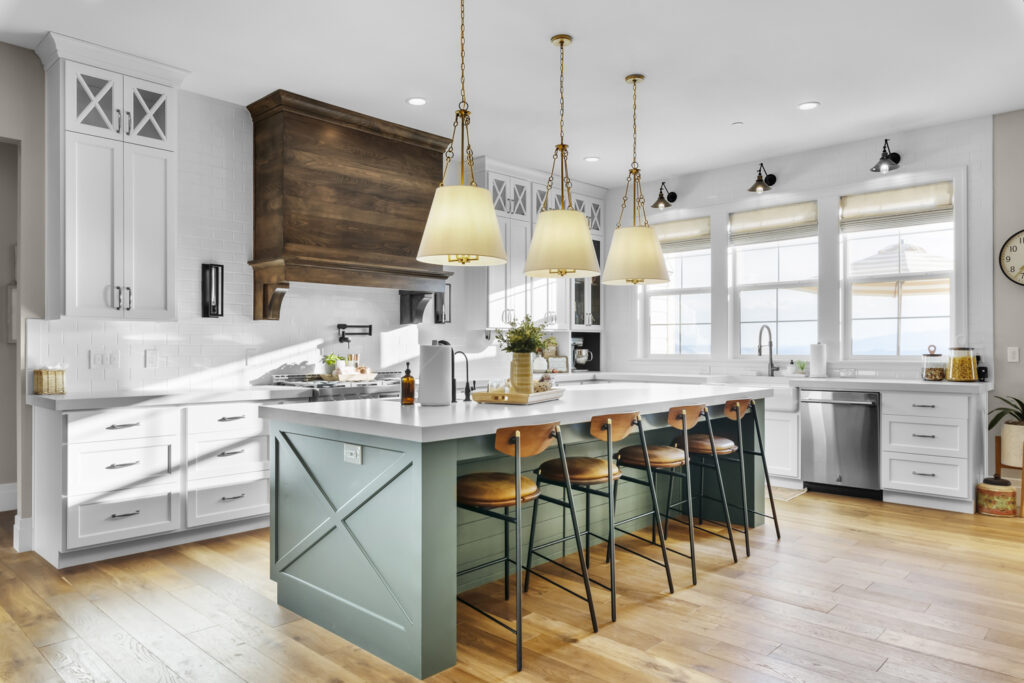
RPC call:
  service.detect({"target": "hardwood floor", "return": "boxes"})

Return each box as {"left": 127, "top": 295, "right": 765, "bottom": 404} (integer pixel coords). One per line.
{"left": 0, "top": 492, "right": 1022, "bottom": 682}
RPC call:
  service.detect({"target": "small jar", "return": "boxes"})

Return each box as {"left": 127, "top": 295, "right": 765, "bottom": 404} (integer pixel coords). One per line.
{"left": 921, "top": 345, "right": 945, "bottom": 381}
{"left": 947, "top": 347, "right": 978, "bottom": 382}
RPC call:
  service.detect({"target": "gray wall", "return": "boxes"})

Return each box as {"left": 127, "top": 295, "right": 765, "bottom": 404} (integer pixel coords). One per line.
{"left": 0, "top": 142, "right": 16, "bottom": 490}
{"left": 0, "top": 41, "right": 44, "bottom": 523}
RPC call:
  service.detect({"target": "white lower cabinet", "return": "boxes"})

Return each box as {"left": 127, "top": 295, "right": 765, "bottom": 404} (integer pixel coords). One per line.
{"left": 67, "top": 435, "right": 177, "bottom": 496}
{"left": 66, "top": 488, "right": 181, "bottom": 550}
{"left": 187, "top": 477, "right": 270, "bottom": 528}
{"left": 764, "top": 411, "right": 800, "bottom": 480}
{"left": 187, "top": 433, "right": 268, "bottom": 480}
{"left": 882, "top": 451, "right": 969, "bottom": 499}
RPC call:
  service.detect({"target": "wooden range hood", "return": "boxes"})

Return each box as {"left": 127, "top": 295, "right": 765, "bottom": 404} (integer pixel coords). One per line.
{"left": 247, "top": 90, "right": 451, "bottom": 320}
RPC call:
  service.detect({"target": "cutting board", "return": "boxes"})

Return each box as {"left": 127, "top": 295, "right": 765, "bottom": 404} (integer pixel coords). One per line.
{"left": 471, "top": 388, "right": 565, "bottom": 405}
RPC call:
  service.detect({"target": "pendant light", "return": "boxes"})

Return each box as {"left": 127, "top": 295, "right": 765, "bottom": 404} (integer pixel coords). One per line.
{"left": 747, "top": 163, "right": 777, "bottom": 193}
{"left": 603, "top": 75, "right": 669, "bottom": 286}
{"left": 417, "top": 0, "right": 507, "bottom": 267}
{"left": 870, "top": 138, "right": 901, "bottom": 173}
{"left": 523, "top": 35, "right": 600, "bottom": 279}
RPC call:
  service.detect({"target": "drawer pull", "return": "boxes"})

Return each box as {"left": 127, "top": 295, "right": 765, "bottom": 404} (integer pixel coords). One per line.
{"left": 110, "top": 510, "right": 141, "bottom": 519}
{"left": 105, "top": 460, "right": 140, "bottom": 470}
{"left": 911, "top": 403, "right": 936, "bottom": 408}
{"left": 220, "top": 493, "right": 247, "bottom": 502}
{"left": 106, "top": 422, "right": 141, "bottom": 430}
{"left": 912, "top": 433, "right": 936, "bottom": 439}
{"left": 911, "top": 471, "right": 937, "bottom": 477}
{"left": 217, "top": 449, "right": 245, "bottom": 458}
{"left": 217, "top": 415, "right": 247, "bottom": 422}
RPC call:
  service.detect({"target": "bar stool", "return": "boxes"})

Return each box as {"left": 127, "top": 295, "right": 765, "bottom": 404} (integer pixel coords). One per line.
{"left": 527, "top": 412, "right": 673, "bottom": 623}
{"left": 456, "top": 422, "right": 597, "bottom": 672}
{"left": 719, "top": 400, "right": 781, "bottom": 547}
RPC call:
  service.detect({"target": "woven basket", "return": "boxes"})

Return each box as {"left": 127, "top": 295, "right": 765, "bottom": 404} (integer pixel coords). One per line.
{"left": 33, "top": 369, "right": 66, "bottom": 395}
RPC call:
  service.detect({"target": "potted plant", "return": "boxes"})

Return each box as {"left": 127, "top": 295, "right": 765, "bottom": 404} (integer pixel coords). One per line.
{"left": 495, "top": 315, "right": 554, "bottom": 394}
{"left": 322, "top": 353, "right": 343, "bottom": 377}
{"left": 989, "top": 396, "right": 1024, "bottom": 470}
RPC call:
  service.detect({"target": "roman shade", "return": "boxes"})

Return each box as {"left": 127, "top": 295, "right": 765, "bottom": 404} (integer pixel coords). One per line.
{"left": 654, "top": 216, "right": 711, "bottom": 252}
{"left": 840, "top": 181, "right": 953, "bottom": 233}
{"left": 729, "top": 201, "right": 818, "bottom": 245}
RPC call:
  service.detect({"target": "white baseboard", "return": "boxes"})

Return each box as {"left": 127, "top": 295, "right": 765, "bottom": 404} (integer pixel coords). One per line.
{"left": 0, "top": 483, "right": 15, "bottom": 512}
{"left": 12, "top": 515, "right": 31, "bottom": 552}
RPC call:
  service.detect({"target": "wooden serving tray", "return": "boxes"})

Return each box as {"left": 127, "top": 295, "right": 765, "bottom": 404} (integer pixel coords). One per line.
{"left": 472, "top": 388, "right": 565, "bottom": 405}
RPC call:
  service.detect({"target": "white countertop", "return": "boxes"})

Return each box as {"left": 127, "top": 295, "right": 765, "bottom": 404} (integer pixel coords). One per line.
{"left": 259, "top": 382, "right": 773, "bottom": 443}
{"left": 26, "top": 386, "right": 313, "bottom": 411}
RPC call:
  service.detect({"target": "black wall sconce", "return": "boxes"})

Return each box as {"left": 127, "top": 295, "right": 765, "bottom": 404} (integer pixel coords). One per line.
{"left": 202, "top": 263, "right": 224, "bottom": 318}
{"left": 651, "top": 182, "right": 677, "bottom": 209}
{"left": 870, "top": 138, "right": 901, "bottom": 173}
{"left": 747, "top": 163, "right": 777, "bottom": 193}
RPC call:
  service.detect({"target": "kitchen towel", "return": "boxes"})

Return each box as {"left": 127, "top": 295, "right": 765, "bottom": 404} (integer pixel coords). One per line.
{"left": 809, "top": 343, "right": 827, "bottom": 378}
{"left": 419, "top": 344, "right": 453, "bottom": 406}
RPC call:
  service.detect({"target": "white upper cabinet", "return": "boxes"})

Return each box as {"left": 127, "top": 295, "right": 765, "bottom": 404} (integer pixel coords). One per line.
{"left": 37, "top": 33, "right": 186, "bottom": 320}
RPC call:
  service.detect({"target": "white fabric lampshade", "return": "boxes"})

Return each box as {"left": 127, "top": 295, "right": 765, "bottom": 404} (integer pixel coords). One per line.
{"left": 417, "top": 185, "right": 507, "bottom": 266}
{"left": 603, "top": 226, "right": 669, "bottom": 286}
{"left": 524, "top": 209, "right": 600, "bottom": 278}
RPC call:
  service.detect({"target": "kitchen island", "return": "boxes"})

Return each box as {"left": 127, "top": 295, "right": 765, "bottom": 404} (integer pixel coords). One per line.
{"left": 259, "top": 382, "right": 772, "bottom": 678}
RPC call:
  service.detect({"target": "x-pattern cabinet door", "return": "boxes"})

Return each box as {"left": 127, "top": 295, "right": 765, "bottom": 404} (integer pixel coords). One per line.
{"left": 65, "top": 62, "right": 124, "bottom": 142}
{"left": 124, "top": 77, "right": 176, "bottom": 151}
{"left": 489, "top": 173, "right": 530, "bottom": 219}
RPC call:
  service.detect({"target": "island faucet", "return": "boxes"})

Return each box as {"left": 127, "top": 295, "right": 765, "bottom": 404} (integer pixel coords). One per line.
{"left": 453, "top": 350, "right": 472, "bottom": 402}
{"left": 757, "top": 324, "right": 779, "bottom": 377}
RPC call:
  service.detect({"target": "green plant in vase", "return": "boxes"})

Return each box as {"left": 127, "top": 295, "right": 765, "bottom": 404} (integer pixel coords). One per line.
{"left": 322, "top": 353, "right": 342, "bottom": 376}
{"left": 495, "top": 315, "right": 554, "bottom": 394}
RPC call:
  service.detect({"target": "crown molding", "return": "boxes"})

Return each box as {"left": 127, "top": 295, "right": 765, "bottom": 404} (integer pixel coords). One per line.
{"left": 34, "top": 31, "right": 188, "bottom": 86}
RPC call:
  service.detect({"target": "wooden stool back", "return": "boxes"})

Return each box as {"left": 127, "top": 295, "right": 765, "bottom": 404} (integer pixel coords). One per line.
{"left": 589, "top": 412, "right": 640, "bottom": 442}
{"left": 723, "top": 399, "right": 752, "bottom": 422}
{"left": 668, "top": 405, "right": 704, "bottom": 432}
{"left": 494, "top": 422, "right": 560, "bottom": 457}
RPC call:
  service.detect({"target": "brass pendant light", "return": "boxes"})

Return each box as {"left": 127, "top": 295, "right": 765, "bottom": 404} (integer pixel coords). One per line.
{"left": 417, "top": 0, "right": 507, "bottom": 267}
{"left": 523, "top": 34, "right": 600, "bottom": 279}
{"left": 603, "top": 74, "right": 669, "bottom": 286}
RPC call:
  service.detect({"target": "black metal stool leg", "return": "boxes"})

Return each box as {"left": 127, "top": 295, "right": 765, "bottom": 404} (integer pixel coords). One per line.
{"left": 707, "top": 416, "right": 739, "bottom": 563}
{"left": 605, "top": 478, "right": 618, "bottom": 565}
{"left": 513, "top": 438, "right": 523, "bottom": 671}
{"left": 523, "top": 496, "right": 540, "bottom": 593}
{"left": 504, "top": 506, "right": 510, "bottom": 600}
{"left": 605, "top": 422, "right": 617, "bottom": 622}
{"left": 682, "top": 429, "right": 697, "bottom": 585}
{"left": 585, "top": 486, "right": 592, "bottom": 569}
{"left": 698, "top": 451, "right": 706, "bottom": 524}
{"left": 734, "top": 406, "right": 750, "bottom": 558}
{"left": 753, "top": 405, "right": 781, "bottom": 540}
{"left": 662, "top": 469, "right": 674, "bottom": 540}
{"left": 637, "top": 421, "right": 673, "bottom": 594}
{"left": 651, "top": 470, "right": 658, "bottom": 544}
{"left": 555, "top": 428, "right": 599, "bottom": 633}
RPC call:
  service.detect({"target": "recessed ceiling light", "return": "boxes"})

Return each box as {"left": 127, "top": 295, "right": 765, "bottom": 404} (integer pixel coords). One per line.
{"left": 731, "top": 121, "right": 744, "bottom": 127}
{"left": 406, "top": 97, "right": 427, "bottom": 106}
{"left": 798, "top": 101, "right": 820, "bottom": 111}
{"left": 583, "top": 155, "right": 600, "bottom": 162}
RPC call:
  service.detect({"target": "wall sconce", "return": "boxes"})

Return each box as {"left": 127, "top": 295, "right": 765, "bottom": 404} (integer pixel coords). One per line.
{"left": 747, "top": 163, "right": 777, "bottom": 193}
{"left": 202, "top": 264, "right": 224, "bottom": 318}
{"left": 651, "top": 182, "right": 677, "bottom": 209}
{"left": 870, "top": 138, "right": 901, "bottom": 173}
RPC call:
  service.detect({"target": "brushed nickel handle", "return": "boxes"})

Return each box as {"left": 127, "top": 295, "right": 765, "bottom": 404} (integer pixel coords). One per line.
{"left": 217, "top": 415, "right": 246, "bottom": 422}
{"left": 911, "top": 403, "right": 936, "bottom": 408}
{"left": 115, "top": 285, "right": 122, "bottom": 310}
{"left": 217, "top": 449, "right": 244, "bottom": 458}
{"left": 115, "top": 108, "right": 122, "bottom": 133}
{"left": 125, "top": 111, "right": 132, "bottom": 135}
{"left": 110, "top": 510, "right": 141, "bottom": 519}
{"left": 126, "top": 286, "right": 133, "bottom": 311}
{"left": 911, "top": 471, "right": 936, "bottom": 477}
{"left": 912, "top": 433, "right": 936, "bottom": 439}
{"left": 221, "top": 493, "right": 246, "bottom": 501}
{"left": 106, "top": 422, "right": 140, "bottom": 430}
{"left": 105, "top": 460, "right": 139, "bottom": 469}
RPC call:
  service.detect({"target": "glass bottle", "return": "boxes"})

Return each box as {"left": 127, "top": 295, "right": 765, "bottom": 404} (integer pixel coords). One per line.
{"left": 947, "top": 347, "right": 978, "bottom": 382}
{"left": 401, "top": 362, "right": 415, "bottom": 405}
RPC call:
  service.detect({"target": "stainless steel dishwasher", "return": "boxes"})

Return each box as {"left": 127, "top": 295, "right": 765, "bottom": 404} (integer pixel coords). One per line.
{"left": 800, "top": 390, "right": 881, "bottom": 496}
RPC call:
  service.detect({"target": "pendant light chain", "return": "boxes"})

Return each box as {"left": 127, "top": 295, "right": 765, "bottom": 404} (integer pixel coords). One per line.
{"left": 459, "top": 0, "right": 466, "bottom": 108}
{"left": 542, "top": 37, "right": 574, "bottom": 212}
{"left": 440, "top": 0, "right": 478, "bottom": 188}
{"left": 616, "top": 76, "right": 649, "bottom": 229}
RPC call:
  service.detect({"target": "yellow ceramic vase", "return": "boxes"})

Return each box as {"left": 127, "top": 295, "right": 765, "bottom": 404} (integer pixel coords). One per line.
{"left": 509, "top": 353, "right": 534, "bottom": 394}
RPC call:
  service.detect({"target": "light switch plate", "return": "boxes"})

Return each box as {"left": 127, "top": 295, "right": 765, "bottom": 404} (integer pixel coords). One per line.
{"left": 343, "top": 443, "right": 363, "bottom": 465}
{"left": 1009, "top": 347, "right": 1020, "bottom": 363}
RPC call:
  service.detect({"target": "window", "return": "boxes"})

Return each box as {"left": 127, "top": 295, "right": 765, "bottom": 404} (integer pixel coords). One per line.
{"left": 647, "top": 217, "right": 711, "bottom": 355}
{"left": 729, "top": 202, "right": 818, "bottom": 356}
{"left": 841, "top": 182, "right": 954, "bottom": 357}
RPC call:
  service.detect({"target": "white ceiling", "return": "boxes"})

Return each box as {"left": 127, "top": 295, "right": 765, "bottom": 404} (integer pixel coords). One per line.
{"left": 3, "top": 0, "right": 1024, "bottom": 188}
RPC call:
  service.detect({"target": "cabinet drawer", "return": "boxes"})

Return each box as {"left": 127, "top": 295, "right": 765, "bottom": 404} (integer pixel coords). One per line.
{"left": 187, "top": 478, "right": 269, "bottom": 527}
{"left": 66, "top": 489, "right": 181, "bottom": 550}
{"left": 882, "top": 392, "right": 967, "bottom": 420}
{"left": 67, "top": 437, "right": 177, "bottom": 496}
{"left": 882, "top": 452, "right": 969, "bottom": 499}
{"left": 187, "top": 434, "right": 268, "bottom": 480}
{"left": 882, "top": 415, "right": 967, "bottom": 458}
{"left": 67, "top": 407, "right": 179, "bottom": 444}
{"left": 185, "top": 403, "right": 263, "bottom": 437}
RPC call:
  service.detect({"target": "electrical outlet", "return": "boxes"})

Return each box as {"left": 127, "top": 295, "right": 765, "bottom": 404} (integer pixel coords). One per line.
{"left": 1009, "top": 347, "right": 1020, "bottom": 363}
{"left": 343, "top": 443, "right": 362, "bottom": 465}
{"left": 144, "top": 349, "right": 158, "bottom": 368}
{"left": 89, "top": 349, "right": 109, "bottom": 368}
{"left": 107, "top": 350, "right": 120, "bottom": 368}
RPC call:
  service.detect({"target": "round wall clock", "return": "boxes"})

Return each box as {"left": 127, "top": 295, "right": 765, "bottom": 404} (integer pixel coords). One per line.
{"left": 999, "top": 230, "right": 1024, "bottom": 285}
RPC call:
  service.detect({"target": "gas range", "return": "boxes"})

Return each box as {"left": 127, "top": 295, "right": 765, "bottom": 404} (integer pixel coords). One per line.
{"left": 273, "top": 372, "right": 403, "bottom": 402}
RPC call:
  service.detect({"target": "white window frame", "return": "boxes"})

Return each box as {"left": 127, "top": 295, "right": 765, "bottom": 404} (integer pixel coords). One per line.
{"left": 729, "top": 236, "right": 819, "bottom": 359}
{"left": 643, "top": 247, "right": 713, "bottom": 359}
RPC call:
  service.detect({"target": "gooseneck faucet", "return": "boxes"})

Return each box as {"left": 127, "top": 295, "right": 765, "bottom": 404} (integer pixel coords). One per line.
{"left": 757, "top": 324, "right": 779, "bottom": 377}
{"left": 453, "top": 350, "right": 471, "bottom": 402}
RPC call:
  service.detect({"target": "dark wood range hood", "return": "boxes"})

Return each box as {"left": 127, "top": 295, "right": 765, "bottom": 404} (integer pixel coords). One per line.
{"left": 247, "top": 90, "right": 450, "bottom": 320}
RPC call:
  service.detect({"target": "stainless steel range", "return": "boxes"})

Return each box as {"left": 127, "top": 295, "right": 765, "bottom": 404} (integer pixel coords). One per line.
{"left": 273, "top": 372, "right": 403, "bottom": 402}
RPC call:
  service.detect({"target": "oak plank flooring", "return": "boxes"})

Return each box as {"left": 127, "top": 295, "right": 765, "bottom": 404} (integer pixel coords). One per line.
{"left": 0, "top": 491, "right": 1022, "bottom": 682}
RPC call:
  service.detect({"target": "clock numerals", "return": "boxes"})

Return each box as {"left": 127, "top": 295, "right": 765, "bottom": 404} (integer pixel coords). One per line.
{"left": 1000, "top": 230, "right": 1024, "bottom": 286}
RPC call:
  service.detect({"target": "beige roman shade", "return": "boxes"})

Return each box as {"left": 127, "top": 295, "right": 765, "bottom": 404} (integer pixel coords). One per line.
{"left": 729, "top": 201, "right": 818, "bottom": 245}
{"left": 840, "top": 181, "right": 953, "bottom": 232}
{"left": 654, "top": 216, "right": 711, "bottom": 252}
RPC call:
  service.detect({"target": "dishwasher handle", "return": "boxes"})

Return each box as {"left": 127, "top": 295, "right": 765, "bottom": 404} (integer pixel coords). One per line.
{"left": 800, "top": 398, "right": 877, "bottom": 407}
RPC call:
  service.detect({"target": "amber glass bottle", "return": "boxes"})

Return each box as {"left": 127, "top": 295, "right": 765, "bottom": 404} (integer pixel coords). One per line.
{"left": 401, "top": 362, "right": 415, "bottom": 405}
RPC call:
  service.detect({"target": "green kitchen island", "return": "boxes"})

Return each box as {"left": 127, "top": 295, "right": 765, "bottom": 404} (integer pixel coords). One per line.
{"left": 259, "top": 381, "right": 772, "bottom": 678}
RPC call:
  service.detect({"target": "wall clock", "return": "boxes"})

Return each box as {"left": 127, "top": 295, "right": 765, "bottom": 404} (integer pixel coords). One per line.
{"left": 999, "top": 230, "right": 1024, "bottom": 285}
